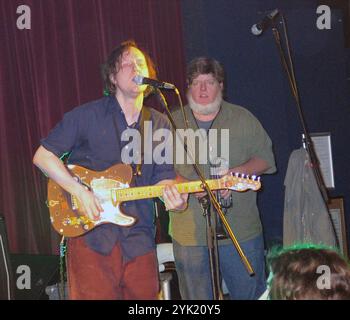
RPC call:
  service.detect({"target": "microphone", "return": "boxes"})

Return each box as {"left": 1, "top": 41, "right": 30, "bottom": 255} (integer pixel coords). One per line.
{"left": 251, "top": 9, "right": 280, "bottom": 36}
{"left": 133, "top": 75, "right": 175, "bottom": 90}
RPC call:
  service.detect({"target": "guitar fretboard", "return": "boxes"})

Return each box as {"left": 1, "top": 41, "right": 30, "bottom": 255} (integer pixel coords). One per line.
{"left": 113, "top": 179, "right": 222, "bottom": 201}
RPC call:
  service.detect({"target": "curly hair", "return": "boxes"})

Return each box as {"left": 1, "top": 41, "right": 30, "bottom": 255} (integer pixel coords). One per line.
{"left": 101, "top": 40, "right": 156, "bottom": 97}
{"left": 267, "top": 244, "right": 350, "bottom": 300}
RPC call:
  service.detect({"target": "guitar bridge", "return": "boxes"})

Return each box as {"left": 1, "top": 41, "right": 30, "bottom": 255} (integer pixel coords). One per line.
{"left": 62, "top": 216, "right": 91, "bottom": 231}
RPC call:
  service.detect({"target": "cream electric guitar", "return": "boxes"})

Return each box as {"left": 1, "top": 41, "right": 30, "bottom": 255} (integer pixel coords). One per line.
{"left": 47, "top": 163, "right": 261, "bottom": 237}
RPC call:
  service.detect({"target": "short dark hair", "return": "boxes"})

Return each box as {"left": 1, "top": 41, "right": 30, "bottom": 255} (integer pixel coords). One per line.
{"left": 186, "top": 57, "right": 225, "bottom": 85}
{"left": 267, "top": 244, "right": 350, "bottom": 300}
{"left": 101, "top": 40, "right": 156, "bottom": 96}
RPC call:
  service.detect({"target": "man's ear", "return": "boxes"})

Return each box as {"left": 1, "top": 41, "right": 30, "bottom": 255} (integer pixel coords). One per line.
{"left": 109, "top": 73, "right": 116, "bottom": 85}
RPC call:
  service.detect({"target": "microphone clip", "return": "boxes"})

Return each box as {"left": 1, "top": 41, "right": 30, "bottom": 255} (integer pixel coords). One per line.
{"left": 251, "top": 8, "right": 280, "bottom": 36}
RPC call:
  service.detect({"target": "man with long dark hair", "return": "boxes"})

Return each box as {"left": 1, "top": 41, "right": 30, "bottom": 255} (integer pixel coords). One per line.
{"left": 33, "top": 40, "right": 187, "bottom": 299}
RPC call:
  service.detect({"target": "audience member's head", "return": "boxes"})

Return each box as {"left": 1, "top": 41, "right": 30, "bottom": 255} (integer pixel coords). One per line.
{"left": 266, "top": 244, "right": 350, "bottom": 300}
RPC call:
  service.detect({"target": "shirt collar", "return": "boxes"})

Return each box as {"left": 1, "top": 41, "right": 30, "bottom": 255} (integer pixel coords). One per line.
{"left": 106, "top": 95, "right": 145, "bottom": 130}
{"left": 106, "top": 95, "right": 123, "bottom": 115}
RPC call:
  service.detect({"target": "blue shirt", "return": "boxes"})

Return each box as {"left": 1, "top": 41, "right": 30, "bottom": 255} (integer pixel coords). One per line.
{"left": 41, "top": 96, "right": 175, "bottom": 260}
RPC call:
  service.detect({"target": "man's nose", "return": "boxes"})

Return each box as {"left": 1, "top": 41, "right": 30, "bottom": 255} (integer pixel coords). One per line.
{"left": 200, "top": 82, "right": 207, "bottom": 90}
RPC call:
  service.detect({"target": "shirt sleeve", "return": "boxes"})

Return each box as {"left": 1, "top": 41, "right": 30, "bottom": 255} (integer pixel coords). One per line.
{"left": 40, "top": 108, "right": 82, "bottom": 158}
{"left": 245, "top": 111, "right": 277, "bottom": 174}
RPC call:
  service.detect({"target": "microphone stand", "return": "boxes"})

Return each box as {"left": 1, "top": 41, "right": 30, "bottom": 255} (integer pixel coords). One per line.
{"left": 155, "top": 89, "right": 255, "bottom": 300}
{"left": 270, "top": 14, "right": 339, "bottom": 247}
{"left": 198, "top": 195, "right": 222, "bottom": 300}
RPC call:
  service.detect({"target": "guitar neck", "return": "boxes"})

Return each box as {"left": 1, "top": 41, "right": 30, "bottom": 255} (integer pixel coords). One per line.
{"left": 114, "top": 179, "right": 221, "bottom": 202}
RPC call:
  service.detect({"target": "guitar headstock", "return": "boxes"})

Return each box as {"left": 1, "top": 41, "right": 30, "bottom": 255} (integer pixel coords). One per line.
{"left": 220, "top": 172, "right": 261, "bottom": 192}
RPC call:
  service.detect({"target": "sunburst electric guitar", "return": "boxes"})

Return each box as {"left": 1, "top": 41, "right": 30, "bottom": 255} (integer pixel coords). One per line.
{"left": 47, "top": 163, "right": 261, "bottom": 237}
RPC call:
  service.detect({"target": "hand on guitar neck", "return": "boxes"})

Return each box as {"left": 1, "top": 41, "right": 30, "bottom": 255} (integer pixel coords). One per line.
{"left": 161, "top": 184, "right": 189, "bottom": 212}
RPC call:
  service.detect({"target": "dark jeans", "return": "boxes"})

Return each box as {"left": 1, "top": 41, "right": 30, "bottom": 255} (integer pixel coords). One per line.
{"left": 173, "top": 234, "right": 266, "bottom": 300}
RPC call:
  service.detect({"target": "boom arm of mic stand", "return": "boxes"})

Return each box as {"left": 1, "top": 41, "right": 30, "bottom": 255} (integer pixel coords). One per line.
{"left": 155, "top": 89, "right": 255, "bottom": 277}
{"left": 270, "top": 17, "right": 329, "bottom": 205}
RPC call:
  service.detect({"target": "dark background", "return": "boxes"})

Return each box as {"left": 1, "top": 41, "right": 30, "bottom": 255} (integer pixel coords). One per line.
{"left": 0, "top": 0, "right": 349, "bottom": 258}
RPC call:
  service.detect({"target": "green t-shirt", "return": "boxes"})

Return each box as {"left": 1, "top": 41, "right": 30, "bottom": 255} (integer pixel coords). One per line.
{"left": 169, "top": 100, "right": 276, "bottom": 246}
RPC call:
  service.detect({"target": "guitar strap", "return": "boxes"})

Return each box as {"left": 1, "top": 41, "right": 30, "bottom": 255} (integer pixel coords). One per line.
{"left": 135, "top": 106, "right": 151, "bottom": 177}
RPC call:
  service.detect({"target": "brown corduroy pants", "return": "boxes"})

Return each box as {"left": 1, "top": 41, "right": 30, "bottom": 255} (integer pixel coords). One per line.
{"left": 66, "top": 237, "right": 159, "bottom": 300}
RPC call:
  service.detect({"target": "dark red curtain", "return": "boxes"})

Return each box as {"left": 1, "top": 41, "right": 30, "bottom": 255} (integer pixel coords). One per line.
{"left": 0, "top": 0, "right": 186, "bottom": 254}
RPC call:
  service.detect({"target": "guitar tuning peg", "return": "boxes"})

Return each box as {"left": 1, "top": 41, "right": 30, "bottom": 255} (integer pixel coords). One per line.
{"left": 235, "top": 172, "right": 239, "bottom": 177}
{"left": 251, "top": 175, "right": 257, "bottom": 181}
{"left": 257, "top": 176, "right": 261, "bottom": 181}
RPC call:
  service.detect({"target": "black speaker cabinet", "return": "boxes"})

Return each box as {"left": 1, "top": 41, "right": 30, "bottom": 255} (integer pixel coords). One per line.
{"left": 10, "top": 254, "right": 60, "bottom": 300}
{"left": 0, "top": 216, "right": 60, "bottom": 300}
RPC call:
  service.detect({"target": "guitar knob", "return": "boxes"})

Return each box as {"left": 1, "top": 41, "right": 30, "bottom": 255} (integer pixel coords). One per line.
{"left": 62, "top": 218, "right": 71, "bottom": 226}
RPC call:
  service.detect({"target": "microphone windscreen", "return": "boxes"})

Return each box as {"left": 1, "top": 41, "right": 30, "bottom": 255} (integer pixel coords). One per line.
{"left": 133, "top": 75, "right": 144, "bottom": 85}
{"left": 251, "top": 24, "right": 262, "bottom": 36}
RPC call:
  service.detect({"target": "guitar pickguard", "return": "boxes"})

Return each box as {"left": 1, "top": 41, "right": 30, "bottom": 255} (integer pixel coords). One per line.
{"left": 48, "top": 163, "right": 135, "bottom": 237}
